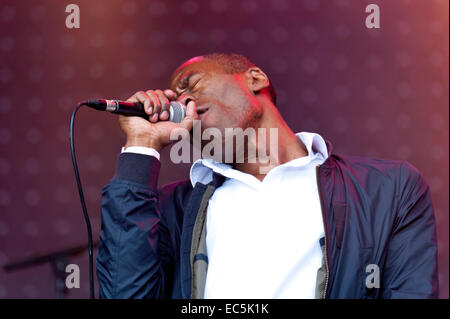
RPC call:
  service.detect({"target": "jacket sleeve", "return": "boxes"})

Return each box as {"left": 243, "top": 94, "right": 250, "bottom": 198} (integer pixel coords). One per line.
{"left": 96, "top": 153, "right": 172, "bottom": 298}
{"left": 381, "top": 161, "right": 439, "bottom": 298}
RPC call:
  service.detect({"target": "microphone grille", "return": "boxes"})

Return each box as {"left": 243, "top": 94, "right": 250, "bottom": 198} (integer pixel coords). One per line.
{"left": 169, "top": 101, "right": 186, "bottom": 123}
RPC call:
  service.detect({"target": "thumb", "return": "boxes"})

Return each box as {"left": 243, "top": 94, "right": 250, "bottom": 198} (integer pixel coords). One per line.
{"left": 179, "top": 100, "right": 198, "bottom": 131}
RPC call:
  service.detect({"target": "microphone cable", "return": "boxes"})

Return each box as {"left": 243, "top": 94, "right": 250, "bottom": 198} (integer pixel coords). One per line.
{"left": 69, "top": 101, "right": 95, "bottom": 299}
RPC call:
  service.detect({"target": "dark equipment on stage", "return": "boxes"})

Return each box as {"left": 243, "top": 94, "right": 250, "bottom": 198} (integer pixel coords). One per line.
{"left": 3, "top": 241, "right": 99, "bottom": 299}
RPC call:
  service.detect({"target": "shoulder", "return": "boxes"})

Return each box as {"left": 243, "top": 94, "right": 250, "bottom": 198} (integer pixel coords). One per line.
{"left": 331, "top": 154, "right": 423, "bottom": 180}
{"left": 328, "top": 154, "right": 429, "bottom": 195}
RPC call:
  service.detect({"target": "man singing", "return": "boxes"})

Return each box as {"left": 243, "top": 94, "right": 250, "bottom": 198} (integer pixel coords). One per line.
{"left": 96, "top": 53, "right": 438, "bottom": 299}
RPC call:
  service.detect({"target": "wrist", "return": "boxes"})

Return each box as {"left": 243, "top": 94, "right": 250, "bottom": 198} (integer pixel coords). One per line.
{"left": 125, "top": 136, "right": 162, "bottom": 152}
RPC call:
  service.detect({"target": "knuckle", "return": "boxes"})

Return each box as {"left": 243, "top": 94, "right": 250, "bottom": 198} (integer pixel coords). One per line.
{"left": 164, "top": 89, "right": 176, "bottom": 99}
{"left": 147, "top": 95, "right": 156, "bottom": 105}
{"left": 136, "top": 93, "right": 148, "bottom": 102}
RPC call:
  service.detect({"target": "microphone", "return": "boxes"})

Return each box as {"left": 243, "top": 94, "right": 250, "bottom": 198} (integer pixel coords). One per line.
{"left": 85, "top": 99, "right": 186, "bottom": 123}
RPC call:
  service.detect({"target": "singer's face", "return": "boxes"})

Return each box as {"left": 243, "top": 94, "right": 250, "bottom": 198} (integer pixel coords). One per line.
{"left": 169, "top": 58, "right": 262, "bottom": 136}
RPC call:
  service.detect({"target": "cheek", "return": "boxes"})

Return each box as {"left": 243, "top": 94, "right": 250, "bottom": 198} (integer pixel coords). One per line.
{"left": 207, "top": 78, "right": 250, "bottom": 106}
{"left": 200, "top": 79, "right": 255, "bottom": 127}
{"left": 200, "top": 109, "right": 230, "bottom": 130}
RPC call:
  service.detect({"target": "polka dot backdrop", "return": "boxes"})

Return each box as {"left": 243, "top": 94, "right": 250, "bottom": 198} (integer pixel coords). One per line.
{"left": 0, "top": 0, "right": 448, "bottom": 298}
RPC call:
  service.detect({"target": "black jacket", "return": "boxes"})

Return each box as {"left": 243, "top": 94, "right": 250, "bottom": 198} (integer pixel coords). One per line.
{"left": 97, "top": 140, "right": 439, "bottom": 298}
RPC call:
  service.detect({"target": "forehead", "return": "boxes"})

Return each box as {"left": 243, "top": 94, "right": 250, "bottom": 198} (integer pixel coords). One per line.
{"left": 169, "top": 57, "right": 222, "bottom": 88}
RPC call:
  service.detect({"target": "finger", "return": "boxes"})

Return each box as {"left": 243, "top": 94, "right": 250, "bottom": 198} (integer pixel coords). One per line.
{"left": 150, "top": 113, "right": 159, "bottom": 122}
{"left": 163, "top": 89, "right": 177, "bottom": 100}
{"left": 155, "top": 89, "right": 170, "bottom": 121}
{"left": 186, "top": 100, "right": 198, "bottom": 120}
{"left": 179, "top": 100, "right": 198, "bottom": 131}
{"left": 134, "top": 91, "right": 152, "bottom": 115}
{"left": 146, "top": 91, "right": 161, "bottom": 122}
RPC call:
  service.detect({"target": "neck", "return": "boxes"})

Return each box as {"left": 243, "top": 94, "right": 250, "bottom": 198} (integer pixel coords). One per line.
{"left": 233, "top": 104, "right": 308, "bottom": 181}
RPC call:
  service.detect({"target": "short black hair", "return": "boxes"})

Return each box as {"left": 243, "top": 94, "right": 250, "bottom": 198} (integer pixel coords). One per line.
{"left": 202, "top": 53, "right": 277, "bottom": 105}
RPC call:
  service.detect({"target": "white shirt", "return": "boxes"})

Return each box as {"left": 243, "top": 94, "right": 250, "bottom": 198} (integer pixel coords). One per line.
{"left": 122, "top": 132, "right": 329, "bottom": 299}
{"left": 189, "top": 132, "right": 328, "bottom": 299}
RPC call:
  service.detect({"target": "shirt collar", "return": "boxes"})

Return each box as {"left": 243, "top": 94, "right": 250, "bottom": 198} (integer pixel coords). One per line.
{"left": 189, "top": 131, "right": 329, "bottom": 187}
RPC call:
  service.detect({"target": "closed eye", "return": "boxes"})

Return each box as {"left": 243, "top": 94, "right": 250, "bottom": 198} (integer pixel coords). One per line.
{"left": 189, "top": 78, "right": 201, "bottom": 91}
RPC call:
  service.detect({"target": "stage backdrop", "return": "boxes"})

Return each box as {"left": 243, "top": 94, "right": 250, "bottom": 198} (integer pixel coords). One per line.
{"left": 0, "top": 0, "right": 448, "bottom": 298}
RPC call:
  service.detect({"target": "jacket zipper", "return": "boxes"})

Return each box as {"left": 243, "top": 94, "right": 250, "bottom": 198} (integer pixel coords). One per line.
{"left": 316, "top": 164, "right": 329, "bottom": 299}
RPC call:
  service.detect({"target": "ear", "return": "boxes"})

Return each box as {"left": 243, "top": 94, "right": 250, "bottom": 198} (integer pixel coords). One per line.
{"left": 244, "top": 67, "right": 270, "bottom": 95}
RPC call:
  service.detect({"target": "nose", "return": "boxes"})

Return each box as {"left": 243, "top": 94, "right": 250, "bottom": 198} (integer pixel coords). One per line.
{"left": 177, "top": 94, "right": 195, "bottom": 106}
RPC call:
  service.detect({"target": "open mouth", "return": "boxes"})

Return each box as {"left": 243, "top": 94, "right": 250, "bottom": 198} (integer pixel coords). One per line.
{"left": 196, "top": 106, "right": 209, "bottom": 117}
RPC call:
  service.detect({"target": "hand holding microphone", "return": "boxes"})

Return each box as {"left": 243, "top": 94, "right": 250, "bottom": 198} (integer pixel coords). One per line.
{"left": 87, "top": 89, "right": 198, "bottom": 152}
